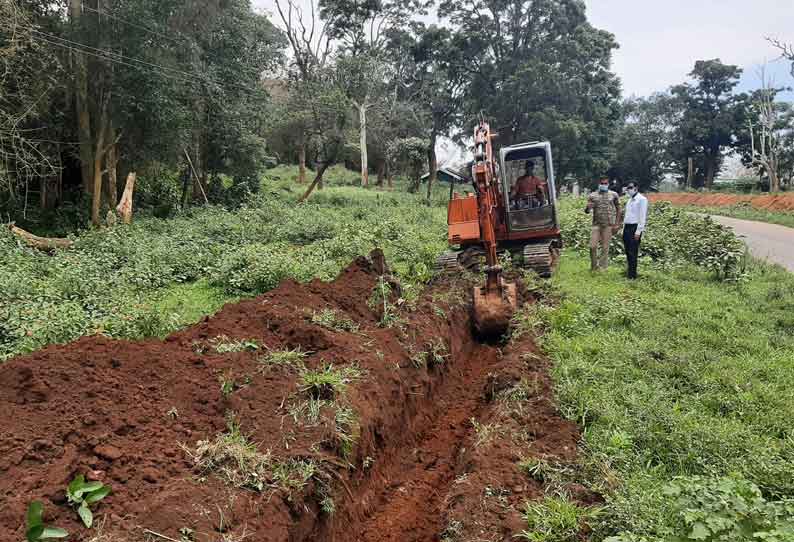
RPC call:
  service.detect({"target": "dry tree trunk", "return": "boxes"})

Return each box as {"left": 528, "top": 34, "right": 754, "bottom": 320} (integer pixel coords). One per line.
{"left": 116, "top": 172, "right": 136, "bottom": 224}
{"left": 298, "top": 162, "right": 330, "bottom": 202}
{"left": 9, "top": 224, "right": 73, "bottom": 250}
{"left": 358, "top": 102, "right": 369, "bottom": 187}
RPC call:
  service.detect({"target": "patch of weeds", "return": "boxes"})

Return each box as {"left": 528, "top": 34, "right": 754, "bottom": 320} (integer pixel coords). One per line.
{"left": 320, "top": 494, "right": 336, "bottom": 515}
{"left": 311, "top": 308, "right": 360, "bottom": 333}
{"left": 427, "top": 339, "right": 449, "bottom": 367}
{"left": 440, "top": 519, "right": 464, "bottom": 542}
{"left": 191, "top": 340, "right": 208, "bottom": 355}
{"left": 432, "top": 304, "right": 447, "bottom": 319}
{"left": 299, "top": 364, "right": 363, "bottom": 400}
{"left": 519, "top": 494, "right": 599, "bottom": 542}
{"left": 210, "top": 335, "right": 260, "bottom": 354}
{"left": 471, "top": 418, "right": 503, "bottom": 449}
{"left": 334, "top": 405, "right": 360, "bottom": 459}
{"left": 408, "top": 340, "right": 449, "bottom": 369}
{"left": 259, "top": 347, "right": 308, "bottom": 371}
{"left": 496, "top": 378, "right": 541, "bottom": 418}
{"left": 219, "top": 371, "right": 237, "bottom": 397}
{"left": 519, "top": 457, "right": 556, "bottom": 483}
{"left": 185, "top": 414, "right": 315, "bottom": 494}
{"left": 368, "top": 277, "right": 402, "bottom": 328}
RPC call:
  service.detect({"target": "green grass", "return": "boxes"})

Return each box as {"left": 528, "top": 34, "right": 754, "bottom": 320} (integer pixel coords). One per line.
{"left": 675, "top": 204, "right": 794, "bottom": 229}
{"left": 150, "top": 279, "right": 232, "bottom": 332}
{"left": 0, "top": 166, "right": 447, "bottom": 360}
{"left": 531, "top": 252, "right": 794, "bottom": 540}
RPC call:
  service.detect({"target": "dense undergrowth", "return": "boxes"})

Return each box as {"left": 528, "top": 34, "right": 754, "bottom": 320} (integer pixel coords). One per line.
{"left": 0, "top": 168, "right": 447, "bottom": 360}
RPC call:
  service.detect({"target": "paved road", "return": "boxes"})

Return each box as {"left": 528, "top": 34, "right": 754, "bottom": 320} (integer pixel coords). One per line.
{"left": 706, "top": 215, "right": 794, "bottom": 272}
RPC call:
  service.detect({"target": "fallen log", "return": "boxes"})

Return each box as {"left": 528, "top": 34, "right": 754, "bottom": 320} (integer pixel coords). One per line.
{"left": 8, "top": 223, "right": 73, "bottom": 250}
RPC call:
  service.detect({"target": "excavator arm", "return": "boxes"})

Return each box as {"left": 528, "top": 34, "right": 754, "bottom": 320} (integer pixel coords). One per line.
{"left": 470, "top": 121, "right": 517, "bottom": 337}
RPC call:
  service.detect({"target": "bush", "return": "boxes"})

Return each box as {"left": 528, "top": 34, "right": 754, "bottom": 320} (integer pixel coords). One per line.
{"left": 559, "top": 198, "right": 747, "bottom": 280}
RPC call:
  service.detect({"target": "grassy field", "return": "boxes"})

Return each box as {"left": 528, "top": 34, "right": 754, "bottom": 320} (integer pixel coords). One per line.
{"left": 522, "top": 254, "right": 794, "bottom": 540}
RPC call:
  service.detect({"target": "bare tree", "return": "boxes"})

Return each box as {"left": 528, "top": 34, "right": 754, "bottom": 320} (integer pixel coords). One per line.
{"left": 747, "top": 68, "right": 784, "bottom": 192}
{"left": 768, "top": 38, "right": 794, "bottom": 77}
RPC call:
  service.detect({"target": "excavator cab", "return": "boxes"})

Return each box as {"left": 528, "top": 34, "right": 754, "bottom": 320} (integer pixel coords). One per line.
{"left": 499, "top": 142, "right": 560, "bottom": 234}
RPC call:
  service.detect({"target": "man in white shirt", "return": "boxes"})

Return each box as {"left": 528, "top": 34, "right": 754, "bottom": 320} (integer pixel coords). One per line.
{"left": 622, "top": 182, "right": 648, "bottom": 279}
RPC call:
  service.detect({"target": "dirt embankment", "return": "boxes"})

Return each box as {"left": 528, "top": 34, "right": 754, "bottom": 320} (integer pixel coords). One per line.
{"left": 650, "top": 192, "right": 794, "bottom": 212}
{"left": 0, "top": 255, "right": 592, "bottom": 542}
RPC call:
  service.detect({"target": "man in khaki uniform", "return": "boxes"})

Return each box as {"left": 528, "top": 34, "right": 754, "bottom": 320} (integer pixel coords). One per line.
{"left": 585, "top": 178, "right": 621, "bottom": 271}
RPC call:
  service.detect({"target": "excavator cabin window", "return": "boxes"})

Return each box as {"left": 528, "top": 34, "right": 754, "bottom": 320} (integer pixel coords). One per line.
{"left": 507, "top": 157, "right": 549, "bottom": 211}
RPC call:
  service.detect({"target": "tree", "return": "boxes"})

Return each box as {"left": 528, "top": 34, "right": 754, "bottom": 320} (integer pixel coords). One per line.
{"left": 608, "top": 95, "right": 676, "bottom": 191}
{"left": 670, "top": 59, "right": 749, "bottom": 189}
{"left": 768, "top": 38, "right": 794, "bottom": 78}
{"left": 0, "top": 0, "right": 65, "bottom": 214}
{"left": 737, "top": 70, "right": 793, "bottom": 193}
{"left": 439, "top": 0, "right": 622, "bottom": 182}
{"left": 274, "top": 0, "right": 352, "bottom": 201}
{"left": 406, "top": 25, "right": 466, "bottom": 199}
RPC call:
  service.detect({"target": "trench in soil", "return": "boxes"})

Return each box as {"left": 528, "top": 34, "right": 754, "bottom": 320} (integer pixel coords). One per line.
{"left": 0, "top": 255, "right": 589, "bottom": 542}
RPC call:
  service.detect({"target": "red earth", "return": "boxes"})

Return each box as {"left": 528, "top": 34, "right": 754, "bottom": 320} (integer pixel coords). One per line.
{"left": 0, "top": 254, "right": 593, "bottom": 542}
{"left": 649, "top": 192, "right": 794, "bottom": 212}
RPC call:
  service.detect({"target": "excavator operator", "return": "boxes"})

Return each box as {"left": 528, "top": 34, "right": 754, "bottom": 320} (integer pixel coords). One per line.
{"left": 510, "top": 160, "right": 548, "bottom": 209}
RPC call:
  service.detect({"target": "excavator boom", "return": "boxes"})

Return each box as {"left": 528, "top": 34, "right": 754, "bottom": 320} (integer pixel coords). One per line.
{"left": 470, "top": 121, "right": 517, "bottom": 337}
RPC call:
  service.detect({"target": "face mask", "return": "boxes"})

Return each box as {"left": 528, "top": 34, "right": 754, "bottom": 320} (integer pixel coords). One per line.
{"left": 598, "top": 185, "right": 609, "bottom": 192}
{"left": 628, "top": 188, "right": 638, "bottom": 196}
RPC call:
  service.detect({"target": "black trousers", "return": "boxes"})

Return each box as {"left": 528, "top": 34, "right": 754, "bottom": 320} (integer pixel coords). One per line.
{"left": 623, "top": 224, "right": 641, "bottom": 279}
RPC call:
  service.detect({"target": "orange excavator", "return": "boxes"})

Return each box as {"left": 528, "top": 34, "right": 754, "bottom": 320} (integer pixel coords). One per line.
{"left": 437, "top": 120, "right": 562, "bottom": 337}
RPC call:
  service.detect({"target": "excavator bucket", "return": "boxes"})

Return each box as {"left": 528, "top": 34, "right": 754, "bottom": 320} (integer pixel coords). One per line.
{"left": 472, "top": 278, "right": 517, "bottom": 338}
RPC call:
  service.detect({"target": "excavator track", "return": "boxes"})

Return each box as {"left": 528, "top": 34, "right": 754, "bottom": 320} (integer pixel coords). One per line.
{"left": 435, "top": 247, "right": 487, "bottom": 273}
{"left": 520, "top": 241, "right": 558, "bottom": 277}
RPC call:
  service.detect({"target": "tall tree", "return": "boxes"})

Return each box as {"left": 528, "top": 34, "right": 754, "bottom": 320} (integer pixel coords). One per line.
{"left": 439, "top": 0, "right": 622, "bottom": 182}
{"left": 670, "top": 59, "right": 749, "bottom": 189}
{"left": 608, "top": 94, "right": 676, "bottom": 191}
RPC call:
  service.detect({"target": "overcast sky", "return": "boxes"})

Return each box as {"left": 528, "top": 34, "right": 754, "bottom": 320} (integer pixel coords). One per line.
{"left": 255, "top": 0, "right": 794, "bottom": 99}
{"left": 585, "top": 0, "right": 794, "bottom": 99}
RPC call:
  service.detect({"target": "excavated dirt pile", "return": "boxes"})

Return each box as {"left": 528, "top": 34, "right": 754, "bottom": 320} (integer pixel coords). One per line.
{"left": 0, "top": 254, "right": 594, "bottom": 542}
{"left": 650, "top": 192, "right": 794, "bottom": 212}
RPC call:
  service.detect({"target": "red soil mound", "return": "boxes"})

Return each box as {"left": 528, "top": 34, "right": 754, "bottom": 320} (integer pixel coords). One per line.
{"left": 650, "top": 192, "right": 794, "bottom": 212}
{"left": 0, "top": 256, "right": 591, "bottom": 542}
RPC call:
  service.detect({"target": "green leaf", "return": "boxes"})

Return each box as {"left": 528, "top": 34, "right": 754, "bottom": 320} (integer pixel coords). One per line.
{"left": 40, "top": 527, "right": 69, "bottom": 540}
{"left": 85, "top": 486, "right": 111, "bottom": 504}
{"left": 67, "top": 475, "right": 85, "bottom": 500}
{"left": 27, "top": 501, "right": 44, "bottom": 528}
{"left": 79, "top": 481, "right": 104, "bottom": 495}
{"left": 26, "top": 525, "right": 44, "bottom": 542}
{"left": 77, "top": 502, "right": 93, "bottom": 528}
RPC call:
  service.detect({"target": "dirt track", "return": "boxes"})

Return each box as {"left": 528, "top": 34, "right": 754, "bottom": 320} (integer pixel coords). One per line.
{"left": 0, "top": 256, "right": 589, "bottom": 542}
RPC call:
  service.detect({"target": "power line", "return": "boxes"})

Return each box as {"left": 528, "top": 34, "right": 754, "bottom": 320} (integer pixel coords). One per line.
{"left": 80, "top": 4, "right": 188, "bottom": 45}
{"left": 29, "top": 30, "right": 266, "bottom": 95}
{"left": 31, "top": 28, "right": 215, "bottom": 85}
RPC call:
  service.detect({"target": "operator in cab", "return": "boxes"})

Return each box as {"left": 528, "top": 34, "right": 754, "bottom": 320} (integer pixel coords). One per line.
{"left": 510, "top": 160, "right": 548, "bottom": 209}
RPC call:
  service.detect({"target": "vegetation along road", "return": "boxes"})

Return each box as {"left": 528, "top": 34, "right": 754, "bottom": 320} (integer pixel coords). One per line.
{"left": 703, "top": 215, "right": 794, "bottom": 271}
